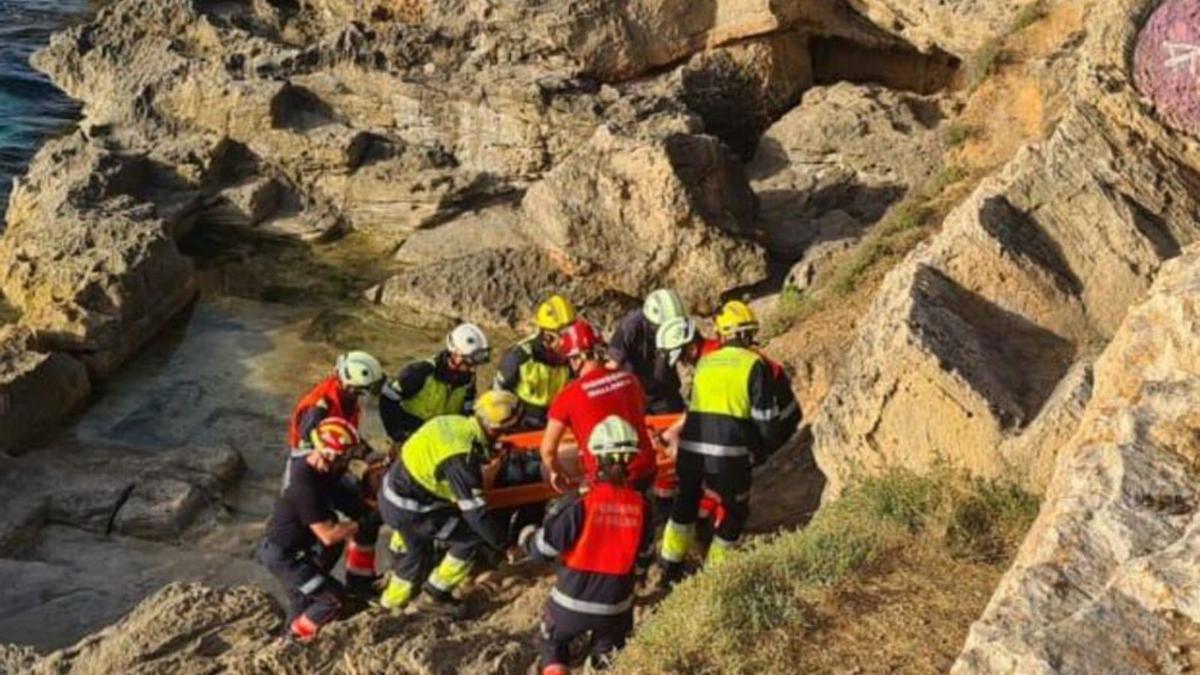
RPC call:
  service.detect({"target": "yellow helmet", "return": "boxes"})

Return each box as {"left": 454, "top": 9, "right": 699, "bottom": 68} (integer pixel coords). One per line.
{"left": 475, "top": 390, "right": 523, "bottom": 431}
{"left": 714, "top": 300, "right": 759, "bottom": 339}
{"left": 534, "top": 294, "right": 576, "bottom": 332}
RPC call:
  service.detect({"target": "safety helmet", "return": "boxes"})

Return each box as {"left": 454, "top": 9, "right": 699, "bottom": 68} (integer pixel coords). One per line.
{"left": 534, "top": 294, "right": 577, "bottom": 332}
{"left": 336, "top": 351, "right": 384, "bottom": 390}
{"left": 588, "top": 415, "right": 639, "bottom": 464}
{"left": 447, "top": 323, "right": 490, "bottom": 365}
{"left": 714, "top": 300, "right": 759, "bottom": 339}
{"left": 656, "top": 316, "right": 698, "bottom": 367}
{"left": 475, "top": 390, "right": 523, "bottom": 432}
{"left": 311, "top": 417, "right": 360, "bottom": 456}
{"left": 559, "top": 319, "right": 603, "bottom": 359}
{"left": 643, "top": 288, "right": 685, "bottom": 326}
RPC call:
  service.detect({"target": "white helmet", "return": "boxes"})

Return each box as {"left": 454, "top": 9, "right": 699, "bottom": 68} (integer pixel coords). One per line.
{"left": 588, "top": 415, "right": 640, "bottom": 463}
{"left": 336, "top": 351, "right": 384, "bottom": 390}
{"left": 656, "top": 317, "right": 697, "bottom": 367}
{"left": 447, "top": 323, "right": 490, "bottom": 365}
{"left": 643, "top": 288, "right": 685, "bottom": 326}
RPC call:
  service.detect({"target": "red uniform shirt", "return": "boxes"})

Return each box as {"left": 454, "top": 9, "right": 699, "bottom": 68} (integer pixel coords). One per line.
{"left": 547, "top": 367, "right": 656, "bottom": 484}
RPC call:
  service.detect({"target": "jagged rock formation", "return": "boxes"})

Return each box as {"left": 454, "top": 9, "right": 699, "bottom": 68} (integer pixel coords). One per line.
{"left": 748, "top": 82, "right": 947, "bottom": 265}
{"left": 953, "top": 244, "right": 1200, "bottom": 674}
{"left": 812, "top": 0, "right": 1200, "bottom": 498}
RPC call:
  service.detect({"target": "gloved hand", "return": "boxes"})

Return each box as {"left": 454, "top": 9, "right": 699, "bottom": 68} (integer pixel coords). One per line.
{"left": 518, "top": 524, "right": 538, "bottom": 550}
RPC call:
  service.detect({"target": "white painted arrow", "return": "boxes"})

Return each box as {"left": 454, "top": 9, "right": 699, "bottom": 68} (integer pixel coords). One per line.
{"left": 1163, "top": 41, "right": 1200, "bottom": 79}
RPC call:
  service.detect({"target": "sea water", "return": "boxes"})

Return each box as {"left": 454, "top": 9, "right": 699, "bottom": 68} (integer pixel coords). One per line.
{"left": 0, "top": 0, "right": 90, "bottom": 229}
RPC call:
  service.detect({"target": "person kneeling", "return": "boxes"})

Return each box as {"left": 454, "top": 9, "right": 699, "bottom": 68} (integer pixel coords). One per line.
{"left": 377, "top": 391, "right": 521, "bottom": 612}
{"left": 257, "top": 418, "right": 366, "bottom": 642}
{"left": 521, "top": 416, "right": 654, "bottom": 674}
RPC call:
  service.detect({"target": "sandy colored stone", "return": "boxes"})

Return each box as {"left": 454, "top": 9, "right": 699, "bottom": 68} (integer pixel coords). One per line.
{"left": 0, "top": 327, "right": 91, "bottom": 454}
{"left": 954, "top": 245, "right": 1200, "bottom": 673}
{"left": 813, "top": 0, "right": 1200, "bottom": 499}
{"left": 519, "top": 127, "right": 766, "bottom": 312}
{"left": 749, "top": 82, "right": 946, "bottom": 262}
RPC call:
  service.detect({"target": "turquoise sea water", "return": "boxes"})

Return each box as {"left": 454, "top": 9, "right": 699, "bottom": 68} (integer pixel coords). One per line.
{"left": 0, "top": 0, "right": 90, "bottom": 227}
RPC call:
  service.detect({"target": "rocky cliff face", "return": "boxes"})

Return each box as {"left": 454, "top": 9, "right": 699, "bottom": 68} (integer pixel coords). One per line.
{"left": 954, "top": 245, "right": 1200, "bottom": 674}
{"left": 812, "top": 0, "right": 1200, "bottom": 498}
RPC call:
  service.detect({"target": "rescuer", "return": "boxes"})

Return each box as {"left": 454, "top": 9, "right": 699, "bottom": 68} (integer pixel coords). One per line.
{"left": 495, "top": 295, "right": 576, "bottom": 430}
{"left": 521, "top": 416, "right": 654, "bottom": 674}
{"left": 607, "top": 288, "right": 688, "bottom": 414}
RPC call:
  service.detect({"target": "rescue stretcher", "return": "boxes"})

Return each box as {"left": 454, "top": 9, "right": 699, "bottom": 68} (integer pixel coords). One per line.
{"left": 482, "top": 414, "right": 681, "bottom": 510}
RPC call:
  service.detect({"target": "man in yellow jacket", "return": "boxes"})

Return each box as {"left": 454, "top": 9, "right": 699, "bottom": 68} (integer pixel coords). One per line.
{"left": 377, "top": 391, "right": 522, "bottom": 610}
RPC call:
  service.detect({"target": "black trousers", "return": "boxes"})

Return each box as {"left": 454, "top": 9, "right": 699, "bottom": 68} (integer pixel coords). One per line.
{"left": 256, "top": 539, "right": 345, "bottom": 627}
{"left": 669, "top": 450, "right": 751, "bottom": 544}
{"left": 378, "top": 500, "right": 486, "bottom": 587}
{"left": 540, "top": 601, "right": 633, "bottom": 670}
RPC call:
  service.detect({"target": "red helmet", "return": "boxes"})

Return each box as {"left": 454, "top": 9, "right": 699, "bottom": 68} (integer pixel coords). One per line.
{"left": 311, "top": 417, "right": 360, "bottom": 455}
{"left": 559, "top": 319, "right": 602, "bottom": 358}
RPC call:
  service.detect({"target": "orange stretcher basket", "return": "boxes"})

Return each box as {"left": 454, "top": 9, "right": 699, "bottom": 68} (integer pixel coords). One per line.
{"left": 483, "top": 414, "right": 681, "bottom": 510}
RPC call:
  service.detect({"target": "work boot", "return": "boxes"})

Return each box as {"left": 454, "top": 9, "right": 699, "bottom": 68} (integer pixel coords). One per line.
{"left": 420, "top": 582, "right": 468, "bottom": 619}
{"left": 658, "top": 561, "right": 685, "bottom": 591}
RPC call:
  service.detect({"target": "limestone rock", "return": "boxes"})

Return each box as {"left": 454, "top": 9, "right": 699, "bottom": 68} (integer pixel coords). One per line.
{"left": 200, "top": 177, "right": 282, "bottom": 228}
{"left": 0, "top": 327, "right": 91, "bottom": 454}
{"left": 0, "top": 133, "right": 198, "bottom": 380}
{"left": 0, "top": 444, "right": 244, "bottom": 541}
{"left": 748, "top": 83, "right": 946, "bottom": 262}
{"left": 953, "top": 246, "right": 1200, "bottom": 673}
{"left": 676, "top": 31, "right": 813, "bottom": 158}
{"left": 373, "top": 247, "right": 636, "bottom": 329}
{"left": 394, "top": 202, "right": 525, "bottom": 265}
{"left": 812, "top": 0, "right": 1200, "bottom": 499}
{"left": 845, "top": 0, "right": 1033, "bottom": 57}
{"left": 519, "top": 127, "right": 766, "bottom": 312}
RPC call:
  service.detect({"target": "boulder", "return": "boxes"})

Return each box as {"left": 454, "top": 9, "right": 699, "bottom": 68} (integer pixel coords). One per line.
{"left": 0, "top": 444, "right": 244, "bottom": 541}
{"left": 519, "top": 127, "right": 766, "bottom": 312}
{"left": 0, "top": 327, "right": 91, "bottom": 454}
{"left": 812, "top": 0, "right": 1200, "bottom": 499}
{"left": 200, "top": 177, "right": 282, "bottom": 228}
{"left": 0, "top": 134, "right": 198, "bottom": 381}
{"left": 394, "top": 202, "right": 525, "bottom": 265}
{"left": 954, "top": 245, "right": 1200, "bottom": 673}
{"left": 748, "top": 83, "right": 946, "bottom": 263}
{"left": 372, "top": 247, "right": 636, "bottom": 329}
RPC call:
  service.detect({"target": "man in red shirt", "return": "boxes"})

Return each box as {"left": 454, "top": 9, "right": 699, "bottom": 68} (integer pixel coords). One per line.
{"left": 539, "top": 320, "right": 657, "bottom": 493}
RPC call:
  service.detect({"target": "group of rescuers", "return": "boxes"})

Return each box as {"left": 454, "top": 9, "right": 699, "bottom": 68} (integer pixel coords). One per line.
{"left": 257, "top": 289, "right": 801, "bottom": 674}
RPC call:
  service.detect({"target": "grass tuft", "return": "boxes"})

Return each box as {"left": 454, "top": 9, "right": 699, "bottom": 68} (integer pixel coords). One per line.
{"left": 615, "top": 470, "right": 1038, "bottom": 674}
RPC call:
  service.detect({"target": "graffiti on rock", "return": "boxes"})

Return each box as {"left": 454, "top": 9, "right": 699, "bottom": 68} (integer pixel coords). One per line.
{"left": 1163, "top": 42, "right": 1200, "bottom": 79}
{"left": 1133, "top": 0, "right": 1200, "bottom": 135}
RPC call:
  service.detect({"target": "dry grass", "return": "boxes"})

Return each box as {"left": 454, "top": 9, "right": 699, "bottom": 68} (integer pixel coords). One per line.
{"left": 615, "top": 470, "right": 1039, "bottom": 675}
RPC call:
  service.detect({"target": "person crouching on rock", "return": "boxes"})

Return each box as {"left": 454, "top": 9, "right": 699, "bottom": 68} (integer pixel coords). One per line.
{"left": 378, "top": 323, "right": 490, "bottom": 447}
{"left": 287, "top": 350, "right": 387, "bottom": 600}
{"left": 377, "top": 391, "right": 521, "bottom": 612}
{"left": 494, "top": 294, "right": 576, "bottom": 431}
{"left": 257, "top": 417, "right": 367, "bottom": 642}
{"left": 521, "top": 416, "right": 654, "bottom": 675}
